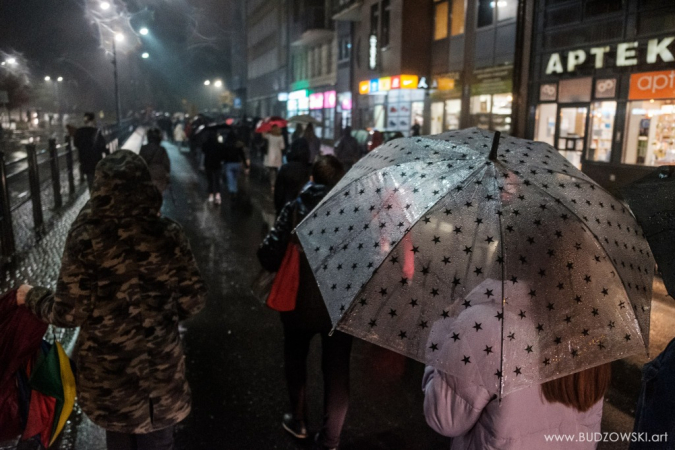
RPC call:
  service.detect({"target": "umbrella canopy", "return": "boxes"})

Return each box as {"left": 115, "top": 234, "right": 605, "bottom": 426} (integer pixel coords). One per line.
{"left": 255, "top": 116, "right": 288, "bottom": 134}
{"left": 296, "top": 128, "right": 654, "bottom": 397}
{"left": 288, "top": 114, "right": 321, "bottom": 125}
{"left": 621, "top": 165, "right": 675, "bottom": 299}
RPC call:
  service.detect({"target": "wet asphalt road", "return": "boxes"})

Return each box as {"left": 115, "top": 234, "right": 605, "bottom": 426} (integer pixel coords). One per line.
{"left": 161, "top": 143, "right": 449, "bottom": 449}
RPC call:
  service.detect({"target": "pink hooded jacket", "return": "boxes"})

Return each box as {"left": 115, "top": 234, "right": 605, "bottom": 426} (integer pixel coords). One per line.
{"left": 423, "top": 367, "right": 603, "bottom": 449}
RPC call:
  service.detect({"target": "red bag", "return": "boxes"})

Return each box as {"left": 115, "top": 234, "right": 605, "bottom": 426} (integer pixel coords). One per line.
{"left": 266, "top": 243, "right": 300, "bottom": 312}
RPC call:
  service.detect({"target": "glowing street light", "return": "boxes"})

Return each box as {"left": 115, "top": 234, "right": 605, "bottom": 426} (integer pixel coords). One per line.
{"left": 204, "top": 80, "right": 211, "bottom": 86}
{"left": 44, "top": 76, "right": 51, "bottom": 81}
{"left": 214, "top": 80, "right": 223, "bottom": 88}
{"left": 100, "top": 1, "right": 110, "bottom": 10}
{"left": 139, "top": 27, "right": 149, "bottom": 36}
{"left": 114, "top": 33, "right": 125, "bottom": 42}
{"left": 5, "top": 57, "right": 17, "bottom": 66}
{"left": 141, "top": 52, "right": 149, "bottom": 59}
{"left": 57, "top": 76, "right": 63, "bottom": 82}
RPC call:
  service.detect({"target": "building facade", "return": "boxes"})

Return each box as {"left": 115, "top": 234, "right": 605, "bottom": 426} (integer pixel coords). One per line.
{"left": 287, "top": 0, "right": 339, "bottom": 140}
{"left": 349, "top": 0, "right": 434, "bottom": 135}
{"left": 526, "top": 0, "right": 675, "bottom": 190}
{"left": 246, "top": 0, "right": 288, "bottom": 118}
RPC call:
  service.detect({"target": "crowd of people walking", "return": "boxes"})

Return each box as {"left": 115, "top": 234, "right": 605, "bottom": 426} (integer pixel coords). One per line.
{"left": 3, "top": 112, "right": 675, "bottom": 450}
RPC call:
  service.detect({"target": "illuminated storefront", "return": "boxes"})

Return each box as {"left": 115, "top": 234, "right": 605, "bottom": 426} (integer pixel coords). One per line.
{"left": 287, "top": 89, "right": 339, "bottom": 140}
{"left": 429, "top": 73, "right": 462, "bottom": 134}
{"left": 528, "top": 22, "right": 675, "bottom": 189}
{"left": 358, "top": 74, "right": 427, "bottom": 135}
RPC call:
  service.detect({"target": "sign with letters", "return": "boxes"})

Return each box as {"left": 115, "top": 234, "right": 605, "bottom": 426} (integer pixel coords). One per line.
{"left": 629, "top": 70, "right": 675, "bottom": 100}
{"left": 545, "top": 37, "right": 675, "bottom": 75}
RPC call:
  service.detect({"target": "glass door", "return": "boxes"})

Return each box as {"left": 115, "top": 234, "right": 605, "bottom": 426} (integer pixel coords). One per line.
{"left": 556, "top": 105, "right": 588, "bottom": 169}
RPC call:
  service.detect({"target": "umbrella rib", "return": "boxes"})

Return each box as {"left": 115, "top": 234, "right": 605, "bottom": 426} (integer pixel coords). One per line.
{"left": 491, "top": 162, "right": 507, "bottom": 400}
{"left": 522, "top": 175, "right": 648, "bottom": 347}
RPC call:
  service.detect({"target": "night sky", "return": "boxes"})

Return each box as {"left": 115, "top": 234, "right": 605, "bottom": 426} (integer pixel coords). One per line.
{"left": 0, "top": 0, "right": 243, "bottom": 113}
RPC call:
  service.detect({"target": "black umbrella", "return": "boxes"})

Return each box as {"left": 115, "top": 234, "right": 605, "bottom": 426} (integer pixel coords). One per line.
{"left": 621, "top": 165, "right": 675, "bottom": 298}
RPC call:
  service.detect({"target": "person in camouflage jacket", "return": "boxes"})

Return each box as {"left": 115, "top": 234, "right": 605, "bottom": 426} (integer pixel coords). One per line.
{"left": 18, "top": 150, "right": 206, "bottom": 444}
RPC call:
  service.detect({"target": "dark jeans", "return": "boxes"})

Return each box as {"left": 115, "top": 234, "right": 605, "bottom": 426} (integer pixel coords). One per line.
{"left": 106, "top": 426, "right": 174, "bottom": 450}
{"left": 282, "top": 324, "right": 352, "bottom": 449}
{"left": 205, "top": 167, "right": 221, "bottom": 195}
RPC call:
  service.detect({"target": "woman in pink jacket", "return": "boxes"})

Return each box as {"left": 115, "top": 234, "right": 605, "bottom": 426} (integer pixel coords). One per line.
{"left": 423, "top": 360, "right": 610, "bottom": 449}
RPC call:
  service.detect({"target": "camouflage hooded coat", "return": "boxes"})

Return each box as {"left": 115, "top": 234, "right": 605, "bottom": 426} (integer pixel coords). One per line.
{"left": 25, "top": 150, "right": 206, "bottom": 433}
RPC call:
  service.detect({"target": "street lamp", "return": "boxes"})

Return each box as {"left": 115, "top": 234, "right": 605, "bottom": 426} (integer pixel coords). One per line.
{"left": 5, "top": 58, "right": 17, "bottom": 66}
{"left": 204, "top": 80, "right": 211, "bottom": 86}
{"left": 100, "top": 1, "right": 110, "bottom": 10}
{"left": 57, "top": 76, "right": 63, "bottom": 82}
{"left": 139, "top": 27, "right": 149, "bottom": 36}
{"left": 141, "top": 52, "right": 149, "bottom": 59}
{"left": 44, "top": 76, "right": 51, "bottom": 81}
{"left": 111, "top": 32, "right": 124, "bottom": 126}
{"left": 214, "top": 80, "right": 223, "bottom": 88}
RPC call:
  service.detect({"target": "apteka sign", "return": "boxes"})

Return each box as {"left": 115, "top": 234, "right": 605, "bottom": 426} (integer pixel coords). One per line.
{"left": 546, "top": 37, "right": 674, "bottom": 74}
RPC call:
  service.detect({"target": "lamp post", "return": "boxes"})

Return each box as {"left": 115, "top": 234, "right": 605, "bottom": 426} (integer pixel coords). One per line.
{"left": 112, "top": 33, "right": 124, "bottom": 127}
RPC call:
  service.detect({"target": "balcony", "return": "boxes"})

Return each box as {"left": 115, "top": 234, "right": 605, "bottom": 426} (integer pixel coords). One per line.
{"left": 332, "top": 0, "right": 363, "bottom": 21}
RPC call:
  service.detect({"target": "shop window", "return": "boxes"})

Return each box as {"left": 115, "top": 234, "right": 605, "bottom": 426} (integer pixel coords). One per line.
{"left": 497, "top": 0, "right": 517, "bottom": 21}
{"left": 623, "top": 100, "right": 675, "bottom": 166}
{"left": 534, "top": 103, "right": 557, "bottom": 146}
{"left": 587, "top": 101, "right": 616, "bottom": 163}
{"left": 584, "top": 0, "right": 623, "bottom": 17}
{"left": 558, "top": 106, "right": 588, "bottom": 168}
{"left": 431, "top": 102, "right": 444, "bottom": 134}
{"left": 445, "top": 99, "right": 462, "bottom": 130}
{"left": 469, "top": 94, "right": 512, "bottom": 133}
{"left": 477, "top": 0, "right": 494, "bottom": 28}
{"left": 435, "top": 1, "right": 449, "bottom": 40}
{"left": 412, "top": 102, "right": 425, "bottom": 131}
{"left": 382, "top": 0, "right": 391, "bottom": 47}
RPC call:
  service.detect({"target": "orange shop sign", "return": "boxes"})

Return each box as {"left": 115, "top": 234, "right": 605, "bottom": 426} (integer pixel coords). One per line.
{"left": 629, "top": 70, "right": 675, "bottom": 100}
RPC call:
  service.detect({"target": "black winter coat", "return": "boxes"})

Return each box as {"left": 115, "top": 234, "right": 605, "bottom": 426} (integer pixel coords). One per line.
{"left": 274, "top": 140, "right": 311, "bottom": 216}
{"left": 257, "top": 183, "right": 332, "bottom": 331}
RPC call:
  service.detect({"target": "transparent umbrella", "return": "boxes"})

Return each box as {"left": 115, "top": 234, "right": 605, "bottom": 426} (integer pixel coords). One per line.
{"left": 295, "top": 128, "right": 654, "bottom": 397}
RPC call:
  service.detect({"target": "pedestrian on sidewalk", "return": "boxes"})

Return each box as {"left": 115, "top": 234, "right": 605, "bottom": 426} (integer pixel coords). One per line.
{"left": 334, "top": 126, "right": 360, "bottom": 171}
{"left": 222, "top": 130, "right": 249, "bottom": 203}
{"left": 291, "top": 123, "right": 304, "bottom": 143}
{"left": 139, "top": 127, "right": 171, "bottom": 194}
{"left": 15, "top": 150, "right": 206, "bottom": 450}
{"left": 304, "top": 123, "right": 321, "bottom": 164}
{"left": 423, "top": 309, "right": 610, "bottom": 450}
{"left": 257, "top": 155, "right": 351, "bottom": 450}
{"left": 273, "top": 137, "right": 311, "bottom": 216}
{"left": 173, "top": 121, "right": 187, "bottom": 149}
{"left": 264, "top": 125, "right": 285, "bottom": 193}
{"left": 202, "top": 130, "right": 226, "bottom": 204}
{"left": 74, "top": 112, "right": 109, "bottom": 191}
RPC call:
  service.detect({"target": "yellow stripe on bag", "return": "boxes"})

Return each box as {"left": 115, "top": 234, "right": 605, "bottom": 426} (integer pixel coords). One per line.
{"left": 49, "top": 342, "right": 76, "bottom": 446}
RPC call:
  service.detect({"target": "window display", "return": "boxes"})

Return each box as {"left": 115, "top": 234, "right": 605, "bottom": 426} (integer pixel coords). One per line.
{"left": 445, "top": 99, "right": 461, "bottom": 130}
{"left": 623, "top": 100, "right": 675, "bottom": 166}
{"left": 534, "top": 103, "right": 557, "bottom": 146}
{"left": 587, "top": 101, "right": 616, "bottom": 163}
{"left": 557, "top": 106, "right": 587, "bottom": 169}
{"left": 431, "top": 102, "right": 444, "bottom": 134}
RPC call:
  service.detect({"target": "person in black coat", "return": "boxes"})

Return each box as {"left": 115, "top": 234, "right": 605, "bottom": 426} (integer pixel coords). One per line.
{"left": 201, "top": 131, "right": 225, "bottom": 204}
{"left": 274, "top": 138, "right": 311, "bottom": 216}
{"left": 73, "top": 112, "right": 109, "bottom": 191}
{"left": 257, "top": 156, "right": 350, "bottom": 450}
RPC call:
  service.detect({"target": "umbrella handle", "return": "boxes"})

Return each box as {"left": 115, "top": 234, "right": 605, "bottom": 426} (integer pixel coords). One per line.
{"left": 489, "top": 131, "right": 501, "bottom": 161}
